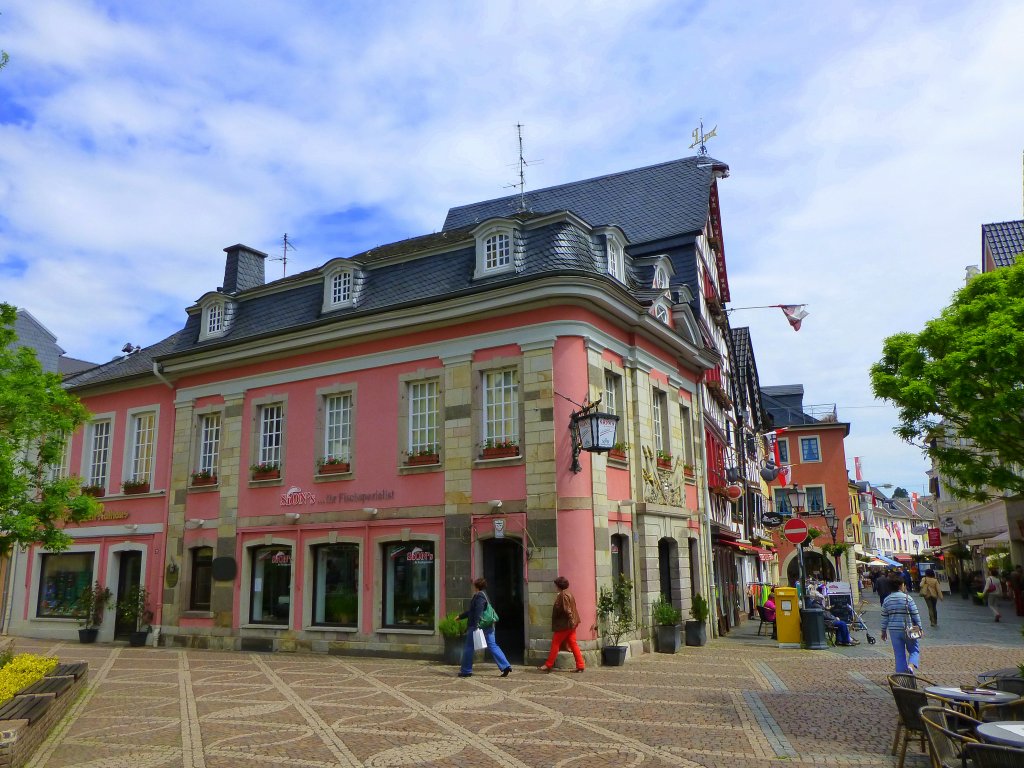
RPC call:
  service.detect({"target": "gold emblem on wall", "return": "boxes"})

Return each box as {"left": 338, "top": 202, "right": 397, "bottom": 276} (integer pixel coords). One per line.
{"left": 641, "top": 446, "right": 683, "bottom": 506}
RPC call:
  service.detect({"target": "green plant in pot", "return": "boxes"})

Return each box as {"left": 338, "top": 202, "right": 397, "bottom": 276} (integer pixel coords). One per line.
{"left": 685, "top": 593, "right": 710, "bottom": 647}
{"left": 74, "top": 581, "right": 112, "bottom": 644}
{"left": 438, "top": 612, "right": 468, "bottom": 665}
{"left": 117, "top": 585, "right": 154, "bottom": 647}
{"left": 651, "top": 595, "right": 682, "bottom": 654}
{"left": 596, "top": 575, "right": 635, "bottom": 666}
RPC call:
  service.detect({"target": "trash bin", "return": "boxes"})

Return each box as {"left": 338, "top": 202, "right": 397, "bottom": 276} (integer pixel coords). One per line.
{"left": 775, "top": 587, "right": 801, "bottom": 648}
{"left": 800, "top": 606, "right": 828, "bottom": 650}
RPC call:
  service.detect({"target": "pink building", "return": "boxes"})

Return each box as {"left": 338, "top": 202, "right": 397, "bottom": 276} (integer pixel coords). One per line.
{"left": 9, "top": 158, "right": 733, "bottom": 661}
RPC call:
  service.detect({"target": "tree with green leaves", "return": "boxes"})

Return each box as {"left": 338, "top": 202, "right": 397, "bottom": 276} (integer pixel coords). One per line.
{"left": 871, "top": 257, "right": 1024, "bottom": 501}
{"left": 892, "top": 487, "right": 909, "bottom": 498}
{"left": 1, "top": 303, "right": 101, "bottom": 554}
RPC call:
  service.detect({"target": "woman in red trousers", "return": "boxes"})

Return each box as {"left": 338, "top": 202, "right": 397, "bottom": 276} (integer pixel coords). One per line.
{"left": 538, "top": 576, "right": 585, "bottom": 673}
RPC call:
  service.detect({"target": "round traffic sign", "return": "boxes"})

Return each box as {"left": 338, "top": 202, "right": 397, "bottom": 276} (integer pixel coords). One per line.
{"left": 783, "top": 518, "right": 809, "bottom": 544}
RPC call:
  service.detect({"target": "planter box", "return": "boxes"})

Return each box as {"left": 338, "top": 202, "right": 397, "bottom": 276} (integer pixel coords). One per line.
{"left": 684, "top": 620, "right": 707, "bottom": 647}
{"left": 407, "top": 455, "right": 439, "bottom": 466}
{"left": 252, "top": 469, "right": 281, "bottom": 482}
{"left": 318, "top": 462, "right": 350, "bottom": 474}
{"left": 482, "top": 447, "right": 519, "bottom": 460}
{"left": 655, "top": 625, "right": 681, "bottom": 654}
{"left": 442, "top": 635, "right": 464, "bottom": 665}
{"left": 129, "top": 630, "right": 149, "bottom": 648}
{"left": 78, "top": 628, "right": 98, "bottom": 644}
{"left": 657, "top": 458, "right": 673, "bottom": 470}
{"left": 0, "top": 662, "right": 88, "bottom": 768}
{"left": 191, "top": 476, "right": 218, "bottom": 487}
{"left": 608, "top": 449, "right": 627, "bottom": 462}
{"left": 601, "top": 645, "right": 628, "bottom": 666}
{"left": 82, "top": 487, "right": 105, "bottom": 498}
{"left": 122, "top": 483, "right": 149, "bottom": 495}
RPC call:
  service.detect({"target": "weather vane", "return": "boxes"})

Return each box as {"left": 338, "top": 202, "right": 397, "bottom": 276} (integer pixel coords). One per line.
{"left": 689, "top": 118, "right": 718, "bottom": 156}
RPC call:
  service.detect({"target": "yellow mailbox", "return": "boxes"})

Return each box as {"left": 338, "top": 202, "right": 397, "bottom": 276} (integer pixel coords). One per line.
{"left": 775, "top": 586, "right": 801, "bottom": 648}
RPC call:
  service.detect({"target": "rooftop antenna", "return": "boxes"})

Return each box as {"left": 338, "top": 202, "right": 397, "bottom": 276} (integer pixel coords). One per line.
{"left": 269, "top": 233, "right": 296, "bottom": 278}
{"left": 505, "top": 123, "right": 542, "bottom": 213}
{"left": 690, "top": 118, "right": 718, "bottom": 158}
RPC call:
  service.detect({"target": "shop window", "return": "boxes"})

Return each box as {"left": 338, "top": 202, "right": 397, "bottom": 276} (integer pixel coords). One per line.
{"left": 189, "top": 547, "right": 213, "bottom": 611}
{"left": 382, "top": 541, "right": 435, "bottom": 629}
{"left": 250, "top": 545, "right": 292, "bottom": 625}
{"left": 312, "top": 543, "right": 359, "bottom": 627}
{"left": 610, "top": 533, "right": 628, "bottom": 580}
{"left": 37, "top": 552, "right": 94, "bottom": 618}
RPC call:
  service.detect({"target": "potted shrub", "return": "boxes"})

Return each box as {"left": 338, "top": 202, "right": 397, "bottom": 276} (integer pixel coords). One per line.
{"left": 121, "top": 478, "right": 150, "bottom": 495}
{"left": 407, "top": 446, "right": 440, "bottom": 466}
{"left": 685, "top": 593, "right": 710, "bottom": 647}
{"left": 250, "top": 462, "right": 280, "bottom": 481}
{"left": 656, "top": 450, "right": 673, "bottom": 469}
{"left": 438, "top": 612, "right": 467, "bottom": 665}
{"left": 651, "top": 595, "right": 682, "bottom": 654}
{"left": 190, "top": 469, "right": 217, "bottom": 487}
{"left": 596, "top": 575, "right": 635, "bottom": 666}
{"left": 481, "top": 439, "right": 519, "bottom": 459}
{"left": 608, "top": 442, "right": 628, "bottom": 462}
{"left": 81, "top": 483, "right": 105, "bottom": 497}
{"left": 74, "top": 582, "right": 112, "bottom": 644}
{"left": 317, "top": 456, "right": 350, "bottom": 475}
{"left": 117, "top": 585, "right": 154, "bottom": 647}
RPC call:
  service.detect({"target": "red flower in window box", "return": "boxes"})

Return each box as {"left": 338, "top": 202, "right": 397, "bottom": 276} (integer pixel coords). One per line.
{"left": 81, "top": 484, "right": 105, "bottom": 498}
{"left": 481, "top": 439, "right": 519, "bottom": 459}
{"left": 608, "top": 448, "right": 628, "bottom": 462}
{"left": 656, "top": 451, "right": 673, "bottom": 470}
{"left": 121, "top": 480, "right": 150, "bottom": 495}
{"left": 190, "top": 470, "right": 218, "bottom": 487}
{"left": 250, "top": 463, "right": 281, "bottom": 481}
{"left": 407, "top": 454, "right": 439, "bottom": 466}
{"left": 318, "top": 458, "right": 350, "bottom": 474}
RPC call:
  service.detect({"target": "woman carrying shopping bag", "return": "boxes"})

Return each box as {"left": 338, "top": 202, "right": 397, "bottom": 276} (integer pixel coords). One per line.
{"left": 457, "top": 578, "right": 512, "bottom": 678}
{"left": 880, "top": 577, "right": 923, "bottom": 674}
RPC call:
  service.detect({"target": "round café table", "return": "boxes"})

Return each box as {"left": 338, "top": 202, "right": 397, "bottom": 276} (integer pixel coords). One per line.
{"left": 976, "top": 720, "right": 1024, "bottom": 748}
{"left": 924, "top": 686, "right": 1018, "bottom": 717}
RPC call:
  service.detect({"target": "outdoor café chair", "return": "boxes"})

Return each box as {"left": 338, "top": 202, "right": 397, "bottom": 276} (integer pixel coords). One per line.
{"left": 888, "top": 673, "right": 937, "bottom": 755}
{"left": 890, "top": 685, "right": 931, "bottom": 768}
{"left": 919, "top": 706, "right": 979, "bottom": 768}
{"left": 977, "top": 696, "right": 1024, "bottom": 723}
{"left": 756, "top": 605, "right": 775, "bottom": 637}
{"left": 962, "top": 741, "right": 1024, "bottom": 767}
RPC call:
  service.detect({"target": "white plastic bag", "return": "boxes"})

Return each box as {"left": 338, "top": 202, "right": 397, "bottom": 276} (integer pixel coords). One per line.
{"left": 473, "top": 628, "right": 487, "bottom": 651}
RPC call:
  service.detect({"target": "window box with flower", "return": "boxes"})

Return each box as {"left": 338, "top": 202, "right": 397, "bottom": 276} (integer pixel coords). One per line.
{"left": 250, "top": 462, "right": 281, "bottom": 481}
{"left": 406, "top": 446, "right": 439, "bottom": 466}
{"left": 608, "top": 442, "right": 628, "bottom": 462}
{"left": 683, "top": 463, "right": 695, "bottom": 481}
{"left": 190, "top": 469, "right": 218, "bottom": 487}
{"left": 317, "top": 456, "right": 350, "bottom": 475}
{"left": 81, "top": 484, "right": 105, "bottom": 498}
{"left": 481, "top": 438, "right": 519, "bottom": 460}
{"left": 121, "top": 478, "right": 151, "bottom": 495}
{"left": 656, "top": 450, "right": 673, "bottom": 470}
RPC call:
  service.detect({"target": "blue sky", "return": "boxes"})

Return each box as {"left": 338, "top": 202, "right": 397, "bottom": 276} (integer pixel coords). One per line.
{"left": 2, "top": 0, "right": 1024, "bottom": 494}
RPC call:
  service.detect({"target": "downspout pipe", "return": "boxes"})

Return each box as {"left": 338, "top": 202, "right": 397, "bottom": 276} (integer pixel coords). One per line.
{"left": 152, "top": 362, "right": 173, "bottom": 389}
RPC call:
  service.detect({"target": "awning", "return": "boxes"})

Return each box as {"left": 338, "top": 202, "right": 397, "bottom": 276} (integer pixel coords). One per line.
{"left": 894, "top": 554, "right": 914, "bottom": 563}
{"left": 718, "top": 540, "right": 777, "bottom": 561}
{"left": 968, "top": 530, "right": 1008, "bottom": 547}
{"left": 874, "top": 554, "right": 902, "bottom": 567}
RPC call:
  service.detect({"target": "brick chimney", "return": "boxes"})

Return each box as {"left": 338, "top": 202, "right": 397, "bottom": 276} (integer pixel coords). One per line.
{"left": 222, "top": 244, "right": 267, "bottom": 294}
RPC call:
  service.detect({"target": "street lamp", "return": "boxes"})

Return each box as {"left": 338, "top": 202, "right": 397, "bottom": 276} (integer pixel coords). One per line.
{"left": 821, "top": 503, "right": 840, "bottom": 580}
{"left": 785, "top": 484, "right": 806, "bottom": 516}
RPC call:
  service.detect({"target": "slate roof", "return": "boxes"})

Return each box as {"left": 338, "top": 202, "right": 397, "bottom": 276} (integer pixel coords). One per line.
{"left": 982, "top": 220, "right": 1024, "bottom": 269}
{"left": 10, "top": 309, "right": 98, "bottom": 376}
{"left": 443, "top": 156, "right": 728, "bottom": 246}
{"left": 760, "top": 384, "right": 820, "bottom": 427}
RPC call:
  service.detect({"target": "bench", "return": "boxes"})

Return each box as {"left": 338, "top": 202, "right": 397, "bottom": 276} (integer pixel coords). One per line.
{"left": 0, "top": 694, "right": 53, "bottom": 724}
{"left": 19, "top": 676, "right": 74, "bottom": 697}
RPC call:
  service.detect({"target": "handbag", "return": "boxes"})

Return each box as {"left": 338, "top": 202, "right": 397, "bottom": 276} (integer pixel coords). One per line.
{"left": 472, "top": 628, "right": 487, "bottom": 651}
{"left": 479, "top": 602, "right": 499, "bottom": 629}
{"left": 903, "top": 597, "right": 923, "bottom": 640}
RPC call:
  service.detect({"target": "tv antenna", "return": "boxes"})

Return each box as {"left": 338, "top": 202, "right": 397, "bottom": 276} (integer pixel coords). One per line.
{"left": 505, "top": 123, "right": 542, "bottom": 213}
{"left": 689, "top": 118, "right": 718, "bottom": 156}
{"left": 270, "top": 233, "right": 297, "bottom": 278}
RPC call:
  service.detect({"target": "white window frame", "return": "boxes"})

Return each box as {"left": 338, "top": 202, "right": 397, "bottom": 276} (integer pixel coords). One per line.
{"left": 603, "top": 370, "right": 623, "bottom": 444}
{"left": 84, "top": 416, "right": 114, "bottom": 490}
{"left": 323, "top": 393, "right": 353, "bottom": 462}
{"left": 322, "top": 265, "right": 355, "bottom": 312}
{"left": 799, "top": 436, "right": 821, "bottom": 463}
{"left": 804, "top": 485, "right": 826, "bottom": 514}
{"left": 482, "top": 368, "right": 519, "bottom": 446}
{"left": 407, "top": 379, "right": 439, "bottom": 455}
{"left": 473, "top": 223, "right": 517, "bottom": 279}
{"left": 198, "top": 297, "right": 229, "bottom": 342}
{"left": 653, "top": 265, "right": 669, "bottom": 289}
{"left": 125, "top": 408, "right": 158, "bottom": 485}
{"left": 197, "top": 412, "right": 221, "bottom": 476}
{"left": 251, "top": 398, "right": 287, "bottom": 472}
{"left": 654, "top": 304, "right": 670, "bottom": 324}
{"left": 652, "top": 389, "right": 669, "bottom": 454}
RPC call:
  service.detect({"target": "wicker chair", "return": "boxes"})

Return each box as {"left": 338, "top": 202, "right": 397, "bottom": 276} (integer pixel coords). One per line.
{"left": 977, "top": 696, "right": 1024, "bottom": 723}
{"left": 962, "top": 742, "right": 1024, "bottom": 767}
{"left": 919, "top": 706, "right": 979, "bottom": 768}
{"left": 887, "top": 673, "right": 937, "bottom": 755}
{"left": 890, "top": 685, "right": 930, "bottom": 768}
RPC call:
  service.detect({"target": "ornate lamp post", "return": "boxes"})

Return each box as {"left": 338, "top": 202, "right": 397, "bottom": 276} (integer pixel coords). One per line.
{"left": 784, "top": 484, "right": 811, "bottom": 607}
{"left": 822, "top": 503, "right": 840, "bottom": 580}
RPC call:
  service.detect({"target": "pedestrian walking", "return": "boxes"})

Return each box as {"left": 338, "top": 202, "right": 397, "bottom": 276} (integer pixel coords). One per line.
{"left": 457, "top": 578, "right": 512, "bottom": 678}
{"left": 919, "top": 568, "right": 943, "bottom": 627}
{"left": 901, "top": 567, "right": 913, "bottom": 592}
{"left": 538, "top": 576, "right": 585, "bottom": 673}
{"left": 1010, "top": 565, "right": 1024, "bottom": 617}
{"left": 875, "top": 569, "right": 894, "bottom": 605}
{"left": 983, "top": 567, "right": 1002, "bottom": 622}
{"left": 880, "top": 577, "right": 922, "bottom": 674}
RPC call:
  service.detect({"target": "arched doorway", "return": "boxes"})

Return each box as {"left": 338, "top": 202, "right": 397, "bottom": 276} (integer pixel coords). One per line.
{"left": 785, "top": 550, "right": 836, "bottom": 586}
{"left": 481, "top": 537, "right": 525, "bottom": 663}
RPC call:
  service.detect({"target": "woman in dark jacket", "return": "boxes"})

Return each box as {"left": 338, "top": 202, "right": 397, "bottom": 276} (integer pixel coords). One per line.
{"left": 457, "top": 577, "right": 511, "bottom": 678}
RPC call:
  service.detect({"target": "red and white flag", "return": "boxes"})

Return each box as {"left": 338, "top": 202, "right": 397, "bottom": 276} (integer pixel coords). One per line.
{"left": 911, "top": 492, "right": 918, "bottom": 513}
{"left": 779, "top": 304, "right": 809, "bottom": 331}
{"left": 777, "top": 464, "right": 792, "bottom": 486}
{"left": 763, "top": 428, "right": 788, "bottom": 466}
{"left": 854, "top": 456, "right": 863, "bottom": 481}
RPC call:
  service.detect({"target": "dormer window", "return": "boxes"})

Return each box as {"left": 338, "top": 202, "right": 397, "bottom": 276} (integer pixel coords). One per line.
{"left": 653, "top": 266, "right": 669, "bottom": 289}
{"left": 598, "top": 229, "right": 627, "bottom": 283}
{"left": 322, "top": 264, "right": 356, "bottom": 313}
{"left": 206, "top": 303, "right": 223, "bottom": 335}
{"left": 198, "top": 295, "right": 232, "bottom": 342}
{"left": 473, "top": 221, "right": 518, "bottom": 279}
{"left": 654, "top": 304, "right": 670, "bottom": 324}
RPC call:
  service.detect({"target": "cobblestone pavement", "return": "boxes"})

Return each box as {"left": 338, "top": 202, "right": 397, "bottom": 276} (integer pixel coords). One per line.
{"left": 11, "top": 593, "right": 1024, "bottom": 767}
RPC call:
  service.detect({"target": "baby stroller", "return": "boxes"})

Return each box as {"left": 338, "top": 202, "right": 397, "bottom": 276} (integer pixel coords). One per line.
{"left": 825, "top": 582, "right": 877, "bottom": 644}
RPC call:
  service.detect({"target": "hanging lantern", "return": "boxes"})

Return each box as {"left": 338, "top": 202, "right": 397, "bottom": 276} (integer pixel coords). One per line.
{"left": 576, "top": 411, "right": 619, "bottom": 452}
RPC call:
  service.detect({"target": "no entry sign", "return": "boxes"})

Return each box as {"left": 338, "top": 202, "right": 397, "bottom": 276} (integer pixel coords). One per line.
{"left": 783, "top": 517, "right": 809, "bottom": 544}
